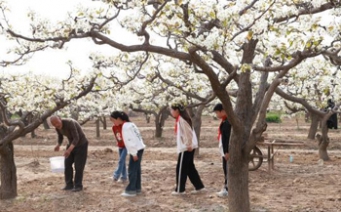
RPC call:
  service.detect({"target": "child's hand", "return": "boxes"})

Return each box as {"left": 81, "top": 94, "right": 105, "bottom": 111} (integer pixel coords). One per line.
{"left": 224, "top": 153, "right": 229, "bottom": 161}
{"left": 133, "top": 155, "right": 139, "bottom": 161}
{"left": 187, "top": 146, "right": 193, "bottom": 152}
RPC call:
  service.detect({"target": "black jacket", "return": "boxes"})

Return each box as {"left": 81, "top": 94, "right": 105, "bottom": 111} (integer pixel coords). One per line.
{"left": 220, "top": 118, "right": 232, "bottom": 154}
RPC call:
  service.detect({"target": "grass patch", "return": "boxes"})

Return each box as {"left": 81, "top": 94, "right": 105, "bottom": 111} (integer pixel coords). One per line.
{"left": 266, "top": 112, "right": 282, "bottom": 123}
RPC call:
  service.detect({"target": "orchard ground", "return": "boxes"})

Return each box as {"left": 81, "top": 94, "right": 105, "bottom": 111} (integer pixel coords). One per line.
{"left": 1, "top": 115, "right": 341, "bottom": 212}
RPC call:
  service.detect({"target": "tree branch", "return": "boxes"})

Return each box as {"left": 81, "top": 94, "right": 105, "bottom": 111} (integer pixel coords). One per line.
{"left": 0, "top": 77, "right": 97, "bottom": 147}
{"left": 274, "top": 2, "right": 337, "bottom": 23}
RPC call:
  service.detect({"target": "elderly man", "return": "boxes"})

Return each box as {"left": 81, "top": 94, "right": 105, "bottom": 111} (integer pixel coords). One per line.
{"left": 50, "top": 115, "right": 89, "bottom": 192}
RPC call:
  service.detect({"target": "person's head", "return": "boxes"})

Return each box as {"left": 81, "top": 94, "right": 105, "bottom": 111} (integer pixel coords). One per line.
{"left": 170, "top": 102, "right": 192, "bottom": 127}
{"left": 213, "top": 103, "right": 226, "bottom": 119}
{"left": 110, "top": 111, "right": 130, "bottom": 125}
{"left": 50, "top": 115, "right": 63, "bottom": 129}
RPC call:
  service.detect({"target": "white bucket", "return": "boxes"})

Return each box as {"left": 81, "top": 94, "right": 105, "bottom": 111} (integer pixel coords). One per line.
{"left": 49, "top": 156, "right": 65, "bottom": 173}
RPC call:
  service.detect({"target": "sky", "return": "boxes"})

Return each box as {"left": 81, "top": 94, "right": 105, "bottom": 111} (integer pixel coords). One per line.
{"left": 1, "top": 0, "right": 81, "bottom": 78}
{"left": 0, "top": 0, "right": 137, "bottom": 79}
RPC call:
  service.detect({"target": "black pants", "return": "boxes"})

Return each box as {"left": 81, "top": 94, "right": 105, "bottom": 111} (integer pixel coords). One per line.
{"left": 64, "top": 142, "right": 88, "bottom": 189}
{"left": 125, "top": 149, "right": 144, "bottom": 194}
{"left": 175, "top": 150, "right": 204, "bottom": 192}
{"left": 222, "top": 156, "right": 228, "bottom": 191}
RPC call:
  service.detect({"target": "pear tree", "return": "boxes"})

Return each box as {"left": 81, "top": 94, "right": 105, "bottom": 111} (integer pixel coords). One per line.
{"left": 5, "top": 0, "right": 341, "bottom": 211}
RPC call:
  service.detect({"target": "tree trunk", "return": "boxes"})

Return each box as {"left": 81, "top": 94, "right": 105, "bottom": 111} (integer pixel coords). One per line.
{"left": 96, "top": 119, "right": 100, "bottom": 138}
{"left": 155, "top": 123, "right": 162, "bottom": 138}
{"left": 43, "top": 119, "right": 50, "bottom": 129}
{"left": 0, "top": 141, "right": 17, "bottom": 199}
{"left": 101, "top": 115, "right": 107, "bottom": 130}
{"left": 227, "top": 39, "right": 257, "bottom": 212}
{"left": 319, "top": 142, "right": 330, "bottom": 161}
{"left": 187, "top": 104, "right": 205, "bottom": 156}
{"left": 192, "top": 112, "right": 202, "bottom": 156}
{"left": 316, "top": 134, "right": 330, "bottom": 161}
{"left": 30, "top": 130, "right": 36, "bottom": 138}
{"left": 154, "top": 107, "right": 170, "bottom": 138}
{"left": 145, "top": 113, "right": 151, "bottom": 124}
{"left": 154, "top": 112, "right": 162, "bottom": 138}
{"left": 307, "top": 114, "right": 319, "bottom": 139}
{"left": 229, "top": 133, "right": 250, "bottom": 211}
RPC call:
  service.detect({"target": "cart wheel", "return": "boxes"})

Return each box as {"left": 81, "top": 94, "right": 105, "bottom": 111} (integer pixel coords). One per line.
{"left": 249, "top": 146, "right": 263, "bottom": 171}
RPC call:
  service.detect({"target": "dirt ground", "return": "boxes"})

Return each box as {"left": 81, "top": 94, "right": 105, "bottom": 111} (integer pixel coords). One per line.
{"left": 1, "top": 116, "right": 341, "bottom": 212}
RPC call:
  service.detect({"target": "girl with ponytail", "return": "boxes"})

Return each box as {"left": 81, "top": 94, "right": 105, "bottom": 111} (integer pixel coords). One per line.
{"left": 170, "top": 103, "right": 205, "bottom": 195}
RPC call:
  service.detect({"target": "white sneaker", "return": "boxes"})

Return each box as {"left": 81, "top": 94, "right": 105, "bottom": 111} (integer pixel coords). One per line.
{"left": 191, "top": 188, "right": 206, "bottom": 194}
{"left": 121, "top": 192, "right": 136, "bottom": 197}
{"left": 216, "top": 189, "right": 228, "bottom": 197}
{"left": 171, "top": 191, "right": 185, "bottom": 196}
{"left": 117, "top": 178, "right": 127, "bottom": 183}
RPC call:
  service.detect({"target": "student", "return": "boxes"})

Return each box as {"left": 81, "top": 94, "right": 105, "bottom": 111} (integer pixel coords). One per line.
{"left": 50, "top": 115, "right": 89, "bottom": 192}
{"left": 110, "top": 111, "right": 145, "bottom": 197}
{"left": 110, "top": 112, "right": 128, "bottom": 183}
{"left": 213, "top": 103, "right": 232, "bottom": 197}
{"left": 170, "top": 103, "right": 205, "bottom": 195}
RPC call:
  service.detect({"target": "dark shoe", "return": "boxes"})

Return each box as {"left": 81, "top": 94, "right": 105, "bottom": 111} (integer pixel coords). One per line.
{"left": 62, "top": 186, "right": 74, "bottom": 191}
{"left": 72, "top": 187, "right": 83, "bottom": 192}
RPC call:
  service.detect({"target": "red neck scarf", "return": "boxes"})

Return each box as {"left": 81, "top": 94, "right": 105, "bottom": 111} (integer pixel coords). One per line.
{"left": 119, "top": 121, "right": 126, "bottom": 135}
{"left": 174, "top": 115, "right": 180, "bottom": 134}
{"left": 217, "top": 115, "right": 227, "bottom": 141}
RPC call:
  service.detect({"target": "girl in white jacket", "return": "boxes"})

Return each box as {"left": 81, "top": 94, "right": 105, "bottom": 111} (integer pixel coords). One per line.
{"left": 110, "top": 111, "right": 146, "bottom": 197}
{"left": 170, "top": 103, "right": 205, "bottom": 195}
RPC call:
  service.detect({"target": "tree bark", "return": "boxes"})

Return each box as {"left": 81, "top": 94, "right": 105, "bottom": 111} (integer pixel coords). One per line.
{"left": 307, "top": 114, "right": 319, "bottom": 139}
{"left": 43, "top": 119, "right": 50, "bottom": 129}
{"left": 145, "top": 113, "right": 151, "bottom": 124}
{"left": 316, "top": 134, "right": 330, "bottom": 161}
{"left": 192, "top": 114, "right": 202, "bottom": 155}
{"left": 227, "top": 39, "right": 258, "bottom": 212}
{"left": 154, "top": 107, "right": 169, "bottom": 138}
{"left": 101, "top": 115, "right": 107, "bottom": 130}
{"left": 154, "top": 113, "right": 162, "bottom": 138}
{"left": 229, "top": 133, "right": 250, "bottom": 211}
{"left": 191, "top": 105, "right": 205, "bottom": 156}
{"left": 30, "top": 130, "right": 36, "bottom": 138}
{"left": 95, "top": 119, "right": 100, "bottom": 138}
{"left": 0, "top": 141, "right": 17, "bottom": 199}
{"left": 319, "top": 141, "right": 330, "bottom": 161}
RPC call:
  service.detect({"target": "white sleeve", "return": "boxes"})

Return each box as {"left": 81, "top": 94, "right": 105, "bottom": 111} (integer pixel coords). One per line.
{"left": 122, "top": 123, "right": 139, "bottom": 156}
{"left": 179, "top": 118, "right": 193, "bottom": 147}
